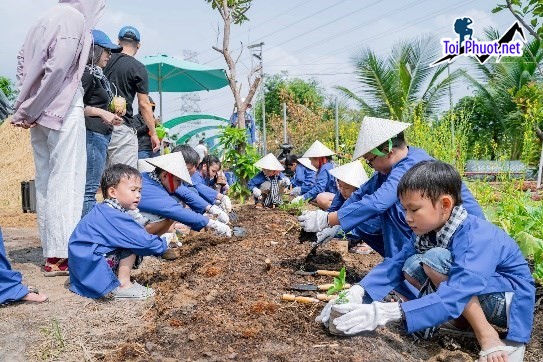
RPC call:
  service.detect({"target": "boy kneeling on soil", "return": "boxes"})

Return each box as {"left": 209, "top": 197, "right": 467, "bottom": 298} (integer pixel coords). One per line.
{"left": 137, "top": 152, "right": 231, "bottom": 239}
{"left": 248, "top": 153, "right": 291, "bottom": 208}
{"left": 316, "top": 160, "right": 381, "bottom": 255}
{"left": 320, "top": 161, "right": 535, "bottom": 362}
{"left": 291, "top": 140, "right": 338, "bottom": 210}
{"left": 285, "top": 155, "right": 317, "bottom": 197}
{"left": 68, "top": 164, "right": 169, "bottom": 300}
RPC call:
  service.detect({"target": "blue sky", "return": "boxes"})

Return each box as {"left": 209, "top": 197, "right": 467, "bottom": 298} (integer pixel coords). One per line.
{"left": 1, "top": 0, "right": 517, "bottom": 122}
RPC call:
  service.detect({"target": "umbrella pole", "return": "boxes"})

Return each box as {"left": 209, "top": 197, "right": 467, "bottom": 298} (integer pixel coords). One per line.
{"left": 159, "top": 63, "right": 164, "bottom": 155}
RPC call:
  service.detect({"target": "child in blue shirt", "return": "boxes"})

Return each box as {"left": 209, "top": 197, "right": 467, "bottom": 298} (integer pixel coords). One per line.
{"left": 68, "top": 164, "right": 169, "bottom": 300}
{"left": 326, "top": 161, "right": 535, "bottom": 362}
{"left": 248, "top": 153, "right": 291, "bottom": 208}
{"left": 285, "top": 155, "right": 316, "bottom": 196}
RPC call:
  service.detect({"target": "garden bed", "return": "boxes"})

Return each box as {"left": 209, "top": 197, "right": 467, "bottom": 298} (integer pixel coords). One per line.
{"left": 110, "top": 206, "right": 543, "bottom": 361}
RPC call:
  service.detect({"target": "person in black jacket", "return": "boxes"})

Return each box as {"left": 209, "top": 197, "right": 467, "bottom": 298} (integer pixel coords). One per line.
{"left": 82, "top": 30, "right": 124, "bottom": 217}
{"left": 134, "top": 96, "right": 160, "bottom": 159}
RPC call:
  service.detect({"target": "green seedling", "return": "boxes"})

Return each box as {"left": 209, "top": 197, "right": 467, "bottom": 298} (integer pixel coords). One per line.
{"left": 326, "top": 266, "right": 346, "bottom": 296}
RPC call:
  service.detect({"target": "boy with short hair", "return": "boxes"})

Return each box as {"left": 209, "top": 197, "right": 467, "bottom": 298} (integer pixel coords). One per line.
{"left": 285, "top": 155, "right": 316, "bottom": 197}
{"left": 68, "top": 164, "right": 168, "bottom": 300}
{"left": 248, "top": 153, "right": 291, "bottom": 208}
{"left": 328, "top": 161, "right": 535, "bottom": 362}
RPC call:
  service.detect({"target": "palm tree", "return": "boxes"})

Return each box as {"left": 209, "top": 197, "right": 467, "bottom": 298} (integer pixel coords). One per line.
{"left": 461, "top": 28, "right": 543, "bottom": 159}
{"left": 337, "top": 36, "right": 461, "bottom": 123}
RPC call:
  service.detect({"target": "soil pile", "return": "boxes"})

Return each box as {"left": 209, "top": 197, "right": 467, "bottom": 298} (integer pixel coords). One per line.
{"left": 109, "top": 206, "right": 543, "bottom": 362}
{"left": 0, "top": 120, "right": 34, "bottom": 210}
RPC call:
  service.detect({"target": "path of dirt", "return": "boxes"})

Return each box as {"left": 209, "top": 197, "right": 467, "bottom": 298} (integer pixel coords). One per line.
{"left": 0, "top": 207, "right": 541, "bottom": 362}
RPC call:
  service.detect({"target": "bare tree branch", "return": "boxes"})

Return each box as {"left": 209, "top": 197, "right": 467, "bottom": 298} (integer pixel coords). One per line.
{"left": 505, "top": 0, "right": 541, "bottom": 41}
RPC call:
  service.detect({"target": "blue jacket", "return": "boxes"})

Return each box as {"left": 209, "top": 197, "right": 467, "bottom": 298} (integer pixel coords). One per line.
{"left": 230, "top": 112, "right": 256, "bottom": 145}
{"left": 173, "top": 184, "right": 209, "bottom": 215}
{"left": 191, "top": 172, "right": 219, "bottom": 204}
{"left": 401, "top": 215, "right": 535, "bottom": 343}
{"left": 0, "top": 228, "right": 29, "bottom": 304}
{"left": 292, "top": 164, "right": 316, "bottom": 194}
{"left": 336, "top": 148, "right": 484, "bottom": 301}
{"left": 68, "top": 204, "right": 167, "bottom": 299}
{"left": 247, "top": 171, "right": 287, "bottom": 190}
{"left": 138, "top": 173, "right": 209, "bottom": 231}
{"left": 302, "top": 162, "right": 338, "bottom": 201}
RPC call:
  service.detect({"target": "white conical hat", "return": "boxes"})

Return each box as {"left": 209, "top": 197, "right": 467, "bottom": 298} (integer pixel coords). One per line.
{"left": 329, "top": 160, "right": 369, "bottom": 188}
{"left": 302, "top": 140, "right": 335, "bottom": 158}
{"left": 297, "top": 157, "right": 317, "bottom": 171}
{"left": 254, "top": 153, "right": 284, "bottom": 171}
{"left": 137, "top": 159, "right": 155, "bottom": 173}
{"left": 353, "top": 116, "right": 411, "bottom": 160}
{"left": 145, "top": 152, "right": 192, "bottom": 185}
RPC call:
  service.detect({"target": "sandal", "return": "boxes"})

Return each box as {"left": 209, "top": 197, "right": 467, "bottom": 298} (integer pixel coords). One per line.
{"left": 43, "top": 258, "right": 69, "bottom": 277}
{"left": 22, "top": 287, "right": 48, "bottom": 303}
{"left": 349, "top": 243, "right": 374, "bottom": 255}
{"left": 439, "top": 320, "right": 475, "bottom": 338}
{"left": 112, "top": 282, "right": 155, "bottom": 301}
{"left": 478, "top": 341, "right": 525, "bottom": 362}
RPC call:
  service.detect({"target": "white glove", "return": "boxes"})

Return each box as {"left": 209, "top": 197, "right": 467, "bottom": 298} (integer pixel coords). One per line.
{"left": 215, "top": 195, "right": 232, "bottom": 213}
{"left": 332, "top": 301, "right": 402, "bottom": 335}
{"left": 208, "top": 205, "right": 230, "bottom": 224}
{"left": 298, "top": 210, "right": 330, "bottom": 232}
{"left": 290, "top": 186, "right": 301, "bottom": 196}
{"left": 280, "top": 178, "right": 291, "bottom": 188}
{"left": 314, "top": 225, "right": 341, "bottom": 247}
{"left": 252, "top": 187, "right": 262, "bottom": 199}
{"left": 315, "top": 284, "right": 365, "bottom": 327}
{"left": 206, "top": 219, "right": 232, "bottom": 237}
{"left": 291, "top": 195, "right": 303, "bottom": 204}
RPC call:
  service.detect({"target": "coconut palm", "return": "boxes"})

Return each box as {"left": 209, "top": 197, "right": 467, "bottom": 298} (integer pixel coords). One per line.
{"left": 337, "top": 36, "right": 461, "bottom": 123}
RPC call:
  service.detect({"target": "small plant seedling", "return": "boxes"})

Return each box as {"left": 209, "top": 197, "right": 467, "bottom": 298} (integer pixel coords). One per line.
{"left": 326, "top": 266, "right": 346, "bottom": 296}
{"left": 336, "top": 290, "right": 349, "bottom": 304}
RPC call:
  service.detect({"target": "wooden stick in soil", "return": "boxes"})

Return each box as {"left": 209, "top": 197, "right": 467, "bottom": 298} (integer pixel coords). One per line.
{"left": 281, "top": 294, "right": 321, "bottom": 303}
{"left": 264, "top": 258, "right": 271, "bottom": 271}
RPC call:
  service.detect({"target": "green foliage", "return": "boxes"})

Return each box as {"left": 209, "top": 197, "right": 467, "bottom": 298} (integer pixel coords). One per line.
{"left": 511, "top": 82, "right": 543, "bottom": 165}
{"left": 218, "top": 126, "right": 259, "bottom": 201}
{"left": 326, "top": 266, "right": 347, "bottom": 296}
{"left": 205, "top": 0, "right": 252, "bottom": 24}
{"left": 278, "top": 197, "right": 307, "bottom": 215}
{"left": 0, "top": 76, "right": 17, "bottom": 101}
{"left": 493, "top": 0, "right": 543, "bottom": 38}
{"left": 337, "top": 36, "right": 461, "bottom": 123}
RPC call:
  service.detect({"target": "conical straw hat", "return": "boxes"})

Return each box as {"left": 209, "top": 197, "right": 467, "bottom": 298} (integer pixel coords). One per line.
{"left": 353, "top": 116, "right": 411, "bottom": 160}
{"left": 302, "top": 140, "right": 335, "bottom": 158}
{"left": 145, "top": 152, "right": 192, "bottom": 185}
{"left": 297, "top": 157, "right": 317, "bottom": 172}
{"left": 137, "top": 159, "right": 155, "bottom": 173}
{"left": 254, "top": 153, "right": 284, "bottom": 171}
{"left": 329, "top": 160, "right": 369, "bottom": 188}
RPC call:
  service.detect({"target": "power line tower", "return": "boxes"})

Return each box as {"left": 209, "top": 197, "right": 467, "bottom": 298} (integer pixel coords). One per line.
{"left": 248, "top": 42, "right": 265, "bottom": 154}
{"left": 179, "top": 49, "right": 201, "bottom": 115}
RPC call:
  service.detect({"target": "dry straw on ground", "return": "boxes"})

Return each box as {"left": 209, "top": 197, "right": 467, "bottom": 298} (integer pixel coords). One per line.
{"left": 0, "top": 120, "right": 35, "bottom": 210}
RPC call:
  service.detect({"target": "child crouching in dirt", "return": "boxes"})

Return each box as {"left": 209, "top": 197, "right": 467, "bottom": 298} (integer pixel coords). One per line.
{"left": 68, "top": 164, "right": 169, "bottom": 300}
{"left": 314, "top": 160, "right": 380, "bottom": 255}
{"left": 323, "top": 161, "right": 535, "bottom": 362}
{"left": 285, "top": 155, "right": 316, "bottom": 197}
{"left": 248, "top": 153, "right": 291, "bottom": 208}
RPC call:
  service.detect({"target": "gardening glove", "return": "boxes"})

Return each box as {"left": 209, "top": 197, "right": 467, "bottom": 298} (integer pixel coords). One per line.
{"left": 215, "top": 195, "right": 232, "bottom": 213}
{"left": 316, "top": 285, "right": 365, "bottom": 327}
{"left": 252, "top": 187, "right": 262, "bottom": 199}
{"left": 280, "top": 177, "right": 291, "bottom": 188}
{"left": 290, "top": 195, "right": 304, "bottom": 204}
{"left": 332, "top": 301, "right": 402, "bottom": 335}
{"left": 206, "top": 219, "right": 232, "bottom": 237}
{"left": 314, "top": 225, "right": 341, "bottom": 247}
{"left": 208, "top": 205, "right": 230, "bottom": 224}
{"left": 290, "top": 186, "right": 302, "bottom": 196}
{"left": 298, "top": 210, "right": 329, "bottom": 233}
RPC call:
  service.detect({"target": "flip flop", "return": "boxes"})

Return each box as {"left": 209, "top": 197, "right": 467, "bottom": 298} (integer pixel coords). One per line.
{"left": 112, "top": 282, "right": 155, "bottom": 301}
{"left": 349, "top": 243, "right": 374, "bottom": 255}
{"left": 439, "top": 320, "right": 475, "bottom": 338}
{"left": 22, "top": 287, "right": 49, "bottom": 303}
{"left": 478, "top": 341, "right": 525, "bottom": 362}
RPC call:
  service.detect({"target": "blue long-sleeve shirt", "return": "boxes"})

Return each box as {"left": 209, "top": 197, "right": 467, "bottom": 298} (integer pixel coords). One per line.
{"left": 401, "top": 215, "right": 535, "bottom": 343}
{"left": 68, "top": 204, "right": 167, "bottom": 299}
{"left": 190, "top": 172, "right": 219, "bottom": 204}
{"left": 292, "top": 164, "right": 316, "bottom": 194}
{"left": 247, "top": 171, "right": 287, "bottom": 190}
{"left": 138, "top": 173, "right": 209, "bottom": 231}
{"left": 0, "top": 228, "right": 29, "bottom": 304}
{"left": 302, "top": 162, "right": 338, "bottom": 201}
{"left": 173, "top": 184, "right": 209, "bottom": 215}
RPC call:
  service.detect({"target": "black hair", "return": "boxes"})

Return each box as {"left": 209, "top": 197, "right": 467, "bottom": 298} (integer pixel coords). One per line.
{"left": 199, "top": 154, "right": 221, "bottom": 170}
{"left": 172, "top": 145, "right": 200, "bottom": 167}
{"left": 87, "top": 44, "right": 105, "bottom": 66}
{"left": 148, "top": 96, "right": 156, "bottom": 112}
{"left": 199, "top": 139, "right": 205, "bottom": 144}
{"left": 285, "top": 154, "right": 298, "bottom": 166}
{"left": 100, "top": 164, "right": 141, "bottom": 199}
{"left": 375, "top": 131, "right": 407, "bottom": 153}
{"left": 118, "top": 38, "right": 138, "bottom": 48}
{"left": 397, "top": 160, "right": 462, "bottom": 206}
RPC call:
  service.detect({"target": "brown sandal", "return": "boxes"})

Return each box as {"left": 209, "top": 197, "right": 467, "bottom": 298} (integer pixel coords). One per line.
{"left": 43, "top": 258, "right": 69, "bottom": 277}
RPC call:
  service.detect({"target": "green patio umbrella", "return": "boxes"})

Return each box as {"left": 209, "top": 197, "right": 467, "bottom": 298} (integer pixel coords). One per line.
{"left": 142, "top": 54, "right": 229, "bottom": 122}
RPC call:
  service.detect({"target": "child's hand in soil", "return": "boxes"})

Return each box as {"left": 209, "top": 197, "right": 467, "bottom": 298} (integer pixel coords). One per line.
{"left": 333, "top": 301, "right": 402, "bottom": 335}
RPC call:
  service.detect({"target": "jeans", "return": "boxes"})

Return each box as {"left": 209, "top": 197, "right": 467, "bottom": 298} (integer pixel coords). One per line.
{"left": 82, "top": 130, "right": 111, "bottom": 217}
{"left": 138, "top": 150, "right": 160, "bottom": 159}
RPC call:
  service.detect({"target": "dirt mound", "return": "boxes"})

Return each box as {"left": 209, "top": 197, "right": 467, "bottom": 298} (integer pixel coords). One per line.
{"left": 106, "top": 206, "right": 543, "bottom": 362}
{"left": 0, "top": 120, "right": 34, "bottom": 210}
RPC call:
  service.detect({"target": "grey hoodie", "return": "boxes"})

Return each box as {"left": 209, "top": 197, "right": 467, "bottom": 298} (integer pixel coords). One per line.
{"left": 12, "top": 0, "right": 105, "bottom": 130}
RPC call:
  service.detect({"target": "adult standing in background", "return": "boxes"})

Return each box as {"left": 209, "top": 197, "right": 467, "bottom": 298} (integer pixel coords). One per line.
{"left": 229, "top": 98, "right": 256, "bottom": 145}
{"left": 105, "top": 26, "right": 160, "bottom": 168}
{"left": 134, "top": 96, "right": 160, "bottom": 160}
{"left": 194, "top": 139, "right": 208, "bottom": 163}
{"left": 11, "top": 0, "right": 106, "bottom": 276}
